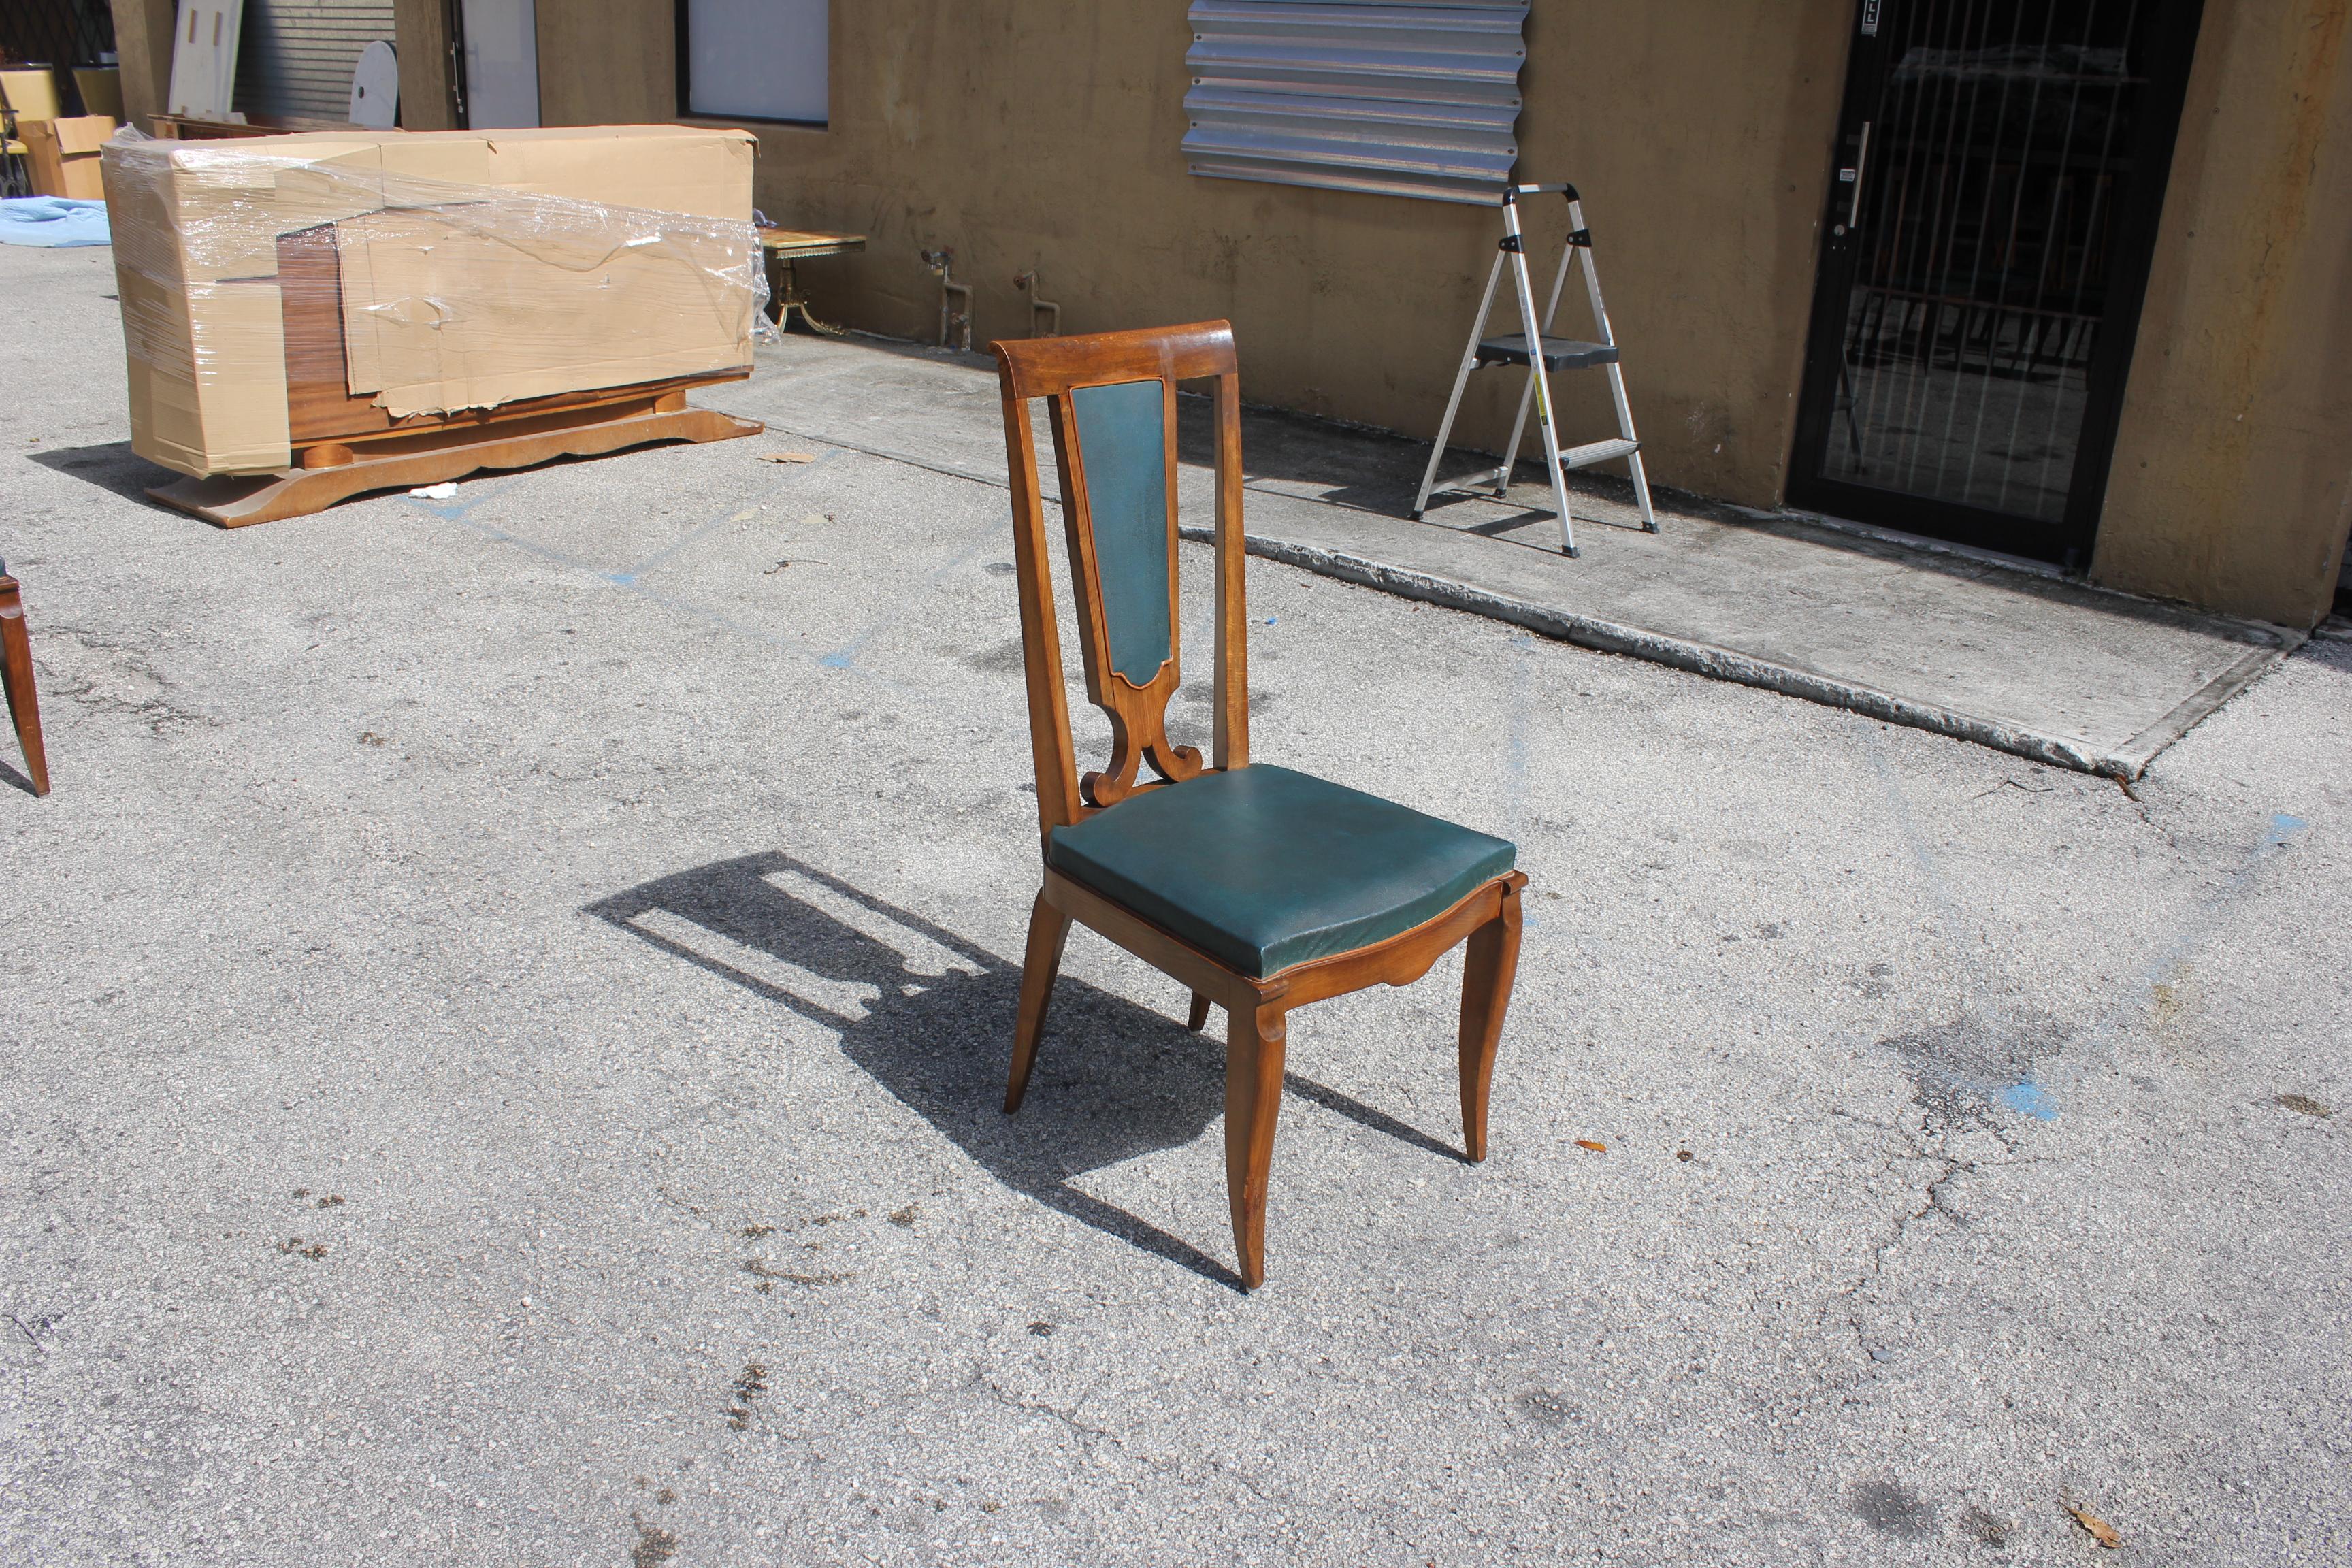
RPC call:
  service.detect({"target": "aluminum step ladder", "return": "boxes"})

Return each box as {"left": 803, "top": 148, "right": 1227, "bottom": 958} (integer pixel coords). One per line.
{"left": 1411, "top": 183, "right": 1656, "bottom": 557}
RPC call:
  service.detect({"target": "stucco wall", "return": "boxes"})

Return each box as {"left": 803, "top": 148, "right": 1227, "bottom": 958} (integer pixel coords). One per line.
{"left": 2095, "top": 0, "right": 2352, "bottom": 626}
{"left": 536, "top": 0, "right": 673, "bottom": 127}
{"left": 673, "top": 3, "right": 1852, "bottom": 511}
{"left": 391, "top": 0, "right": 457, "bottom": 129}
{"left": 107, "top": 0, "right": 175, "bottom": 133}
{"left": 105, "top": 0, "right": 2351, "bottom": 624}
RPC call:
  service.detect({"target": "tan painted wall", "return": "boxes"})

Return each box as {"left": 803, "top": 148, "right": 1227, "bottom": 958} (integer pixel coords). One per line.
{"left": 2095, "top": 0, "right": 2352, "bottom": 626}
{"left": 104, "top": 0, "right": 176, "bottom": 133}
{"left": 536, "top": 0, "right": 673, "bottom": 126}
{"left": 118, "top": 0, "right": 2352, "bottom": 625}
{"left": 685, "top": 2, "right": 1851, "bottom": 510}
{"left": 392, "top": 0, "right": 459, "bottom": 130}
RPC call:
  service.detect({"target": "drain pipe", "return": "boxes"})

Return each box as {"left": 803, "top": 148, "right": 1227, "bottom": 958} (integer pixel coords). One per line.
{"left": 1013, "top": 269, "right": 1062, "bottom": 338}
{"left": 921, "top": 248, "right": 973, "bottom": 353}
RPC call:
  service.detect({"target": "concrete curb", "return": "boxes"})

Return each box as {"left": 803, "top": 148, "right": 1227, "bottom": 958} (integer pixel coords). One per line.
{"left": 1180, "top": 524, "right": 2304, "bottom": 781}
{"left": 753, "top": 416, "right": 2300, "bottom": 782}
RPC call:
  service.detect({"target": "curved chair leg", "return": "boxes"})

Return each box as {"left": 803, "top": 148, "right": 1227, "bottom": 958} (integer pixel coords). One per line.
{"left": 1186, "top": 992, "right": 1212, "bottom": 1032}
{"left": 1225, "top": 1000, "right": 1288, "bottom": 1290}
{"left": 1456, "top": 875, "right": 1525, "bottom": 1162}
{"left": 1004, "top": 891, "right": 1072, "bottom": 1113}
{"left": 0, "top": 576, "right": 48, "bottom": 798}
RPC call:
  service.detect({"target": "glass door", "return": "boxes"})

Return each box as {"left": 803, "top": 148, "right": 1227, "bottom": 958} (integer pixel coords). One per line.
{"left": 1787, "top": 0, "right": 2204, "bottom": 566}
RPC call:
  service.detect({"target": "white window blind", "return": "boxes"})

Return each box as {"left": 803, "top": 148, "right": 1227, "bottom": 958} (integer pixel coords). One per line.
{"left": 682, "top": 0, "right": 826, "bottom": 125}
{"left": 1183, "top": 0, "right": 1528, "bottom": 203}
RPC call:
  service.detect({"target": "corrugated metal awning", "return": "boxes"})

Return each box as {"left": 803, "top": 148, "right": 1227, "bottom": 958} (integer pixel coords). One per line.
{"left": 1183, "top": 0, "right": 1527, "bottom": 205}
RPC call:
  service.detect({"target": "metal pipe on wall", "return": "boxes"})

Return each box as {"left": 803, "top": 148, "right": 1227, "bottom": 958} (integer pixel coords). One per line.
{"left": 921, "top": 248, "right": 972, "bottom": 353}
{"left": 1013, "top": 269, "right": 1060, "bottom": 337}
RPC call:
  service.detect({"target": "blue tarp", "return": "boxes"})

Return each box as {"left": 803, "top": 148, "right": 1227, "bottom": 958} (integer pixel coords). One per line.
{"left": 0, "top": 197, "right": 110, "bottom": 248}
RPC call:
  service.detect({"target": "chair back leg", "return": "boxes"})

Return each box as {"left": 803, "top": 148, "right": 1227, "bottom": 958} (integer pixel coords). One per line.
{"left": 1004, "top": 892, "right": 1073, "bottom": 1113}
{"left": 1224, "top": 1001, "right": 1288, "bottom": 1290}
{"left": 1456, "top": 872, "right": 1526, "bottom": 1162}
{"left": 0, "top": 576, "right": 48, "bottom": 797}
{"left": 1186, "top": 992, "right": 1213, "bottom": 1032}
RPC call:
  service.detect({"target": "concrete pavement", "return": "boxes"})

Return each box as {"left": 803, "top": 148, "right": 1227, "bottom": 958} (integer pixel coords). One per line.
{"left": 3, "top": 242, "right": 2348, "bottom": 1566}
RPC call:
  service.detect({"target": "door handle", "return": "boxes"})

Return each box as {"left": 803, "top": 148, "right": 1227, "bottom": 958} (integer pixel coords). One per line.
{"left": 1849, "top": 120, "right": 1874, "bottom": 229}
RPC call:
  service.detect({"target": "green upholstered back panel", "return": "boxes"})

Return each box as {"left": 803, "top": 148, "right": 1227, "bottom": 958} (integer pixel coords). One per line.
{"left": 1068, "top": 378, "right": 1173, "bottom": 685}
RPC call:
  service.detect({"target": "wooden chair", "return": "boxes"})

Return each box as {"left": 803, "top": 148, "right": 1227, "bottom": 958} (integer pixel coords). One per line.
{"left": 0, "top": 560, "right": 51, "bottom": 796}
{"left": 990, "top": 321, "right": 1527, "bottom": 1290}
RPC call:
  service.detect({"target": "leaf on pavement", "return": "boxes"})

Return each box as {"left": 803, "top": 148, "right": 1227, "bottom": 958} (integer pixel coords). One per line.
{"left": 2066, "top": 1505, "right": 2122, "bottom": 1549}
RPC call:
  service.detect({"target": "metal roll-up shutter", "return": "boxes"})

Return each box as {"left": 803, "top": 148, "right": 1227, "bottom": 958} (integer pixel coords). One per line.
{"left": 233, "top": 0, "right": 396, "bottom": 121}
{"left": 1182, "top": 0, "right": 1528, "bottom": 204}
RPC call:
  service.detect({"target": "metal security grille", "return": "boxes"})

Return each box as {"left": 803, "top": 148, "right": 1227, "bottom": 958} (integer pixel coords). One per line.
{"left": 0, "top": 0, "right": 114, "bottom": 72}
{"left": 233, "top": 0, "right": 396, "bottom": 121}
{"left": 1790, "top": 0, "right": 2204, "bottom": 564}
{"left": 1182, "top": 0, "right": 1528, "bottom": 204}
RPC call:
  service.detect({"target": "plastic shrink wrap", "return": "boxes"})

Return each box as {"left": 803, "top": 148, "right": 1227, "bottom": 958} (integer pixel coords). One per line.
{"left": 100, "top": 125, "right": 768, "bottom": 477}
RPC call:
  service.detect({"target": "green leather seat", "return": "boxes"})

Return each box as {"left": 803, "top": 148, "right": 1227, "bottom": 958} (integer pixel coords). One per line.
{"left": 1047, "top": 764, "right": 1516, "bottom": 979}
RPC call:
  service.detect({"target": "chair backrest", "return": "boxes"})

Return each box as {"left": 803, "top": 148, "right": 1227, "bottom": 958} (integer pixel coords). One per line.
{"left": 992, "top": 321, "right": 1251, "bottom": 846}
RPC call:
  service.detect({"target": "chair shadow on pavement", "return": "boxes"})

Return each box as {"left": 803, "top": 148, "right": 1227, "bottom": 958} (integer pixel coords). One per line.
{"left": 589, "top": 853, "right": 1464, "bottom": 1292}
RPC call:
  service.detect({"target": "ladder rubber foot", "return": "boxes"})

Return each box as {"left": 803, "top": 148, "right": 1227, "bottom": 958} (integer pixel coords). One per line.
{"left": 1409, "top": 510, "right": 1423, "bottom": 521}
{"left": 1564, "top": 546, "right": 1580, "bottom": 558}
{"left": 1644, "top": 523, "right": 1660, "bottom": 534}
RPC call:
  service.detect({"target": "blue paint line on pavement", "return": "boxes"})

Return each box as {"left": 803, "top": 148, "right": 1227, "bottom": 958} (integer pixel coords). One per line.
{"left": 1998, "top": 1081, "right": 2060, "bottom": 1121}
{"left": 2035, "top": 807, "right": 2315, "bottom": 1108}
{"left": 401, "top": 470, "right": 979, "bottom": 697}
{"left": 1862, "top": 727, "right": 1985, "bottom": 1006}
{"left": 610, "top": 502, "right": 760, "bottom": 588}
{"left": 610, "top": 451, "right": 843, "bottom": 586}
{"left": 815, "top": 519, "right": 1003, "bottom": 672}
{"left": 2130, "top": 811, "right": 2308, "bottom": 995}
{"left": 409, "top": 490, "right": 823, "bottom": 668}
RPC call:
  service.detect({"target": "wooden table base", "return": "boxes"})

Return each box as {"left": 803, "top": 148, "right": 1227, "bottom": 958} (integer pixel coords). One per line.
{"left": 148, "top": 402, "right": 765, "bottom": 528}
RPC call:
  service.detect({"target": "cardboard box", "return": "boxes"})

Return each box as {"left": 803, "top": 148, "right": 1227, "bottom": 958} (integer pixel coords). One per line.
{"left": 0, "top": 67, "right": 63, "bottom": 121}
{"left": 101, "top": 125, "right": 761, "bottom": 477}
{"left": 22, "top": 115, "right": 114, "bottom": 199}
{"left": 74, "top": 67, "right": 125, "bottom": 122}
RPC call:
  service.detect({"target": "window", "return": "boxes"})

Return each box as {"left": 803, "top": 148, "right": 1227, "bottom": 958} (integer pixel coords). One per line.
{"left": 1183, "top": 0, "right": 1527, "bottom": 203}
{"left": 677, "top": 0, "right": 826, "bottom": 126}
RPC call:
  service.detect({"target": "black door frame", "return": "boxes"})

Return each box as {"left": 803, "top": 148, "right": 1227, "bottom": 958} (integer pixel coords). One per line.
{"left": 1785, "top": 0, "right": 2208, "bottom": 568}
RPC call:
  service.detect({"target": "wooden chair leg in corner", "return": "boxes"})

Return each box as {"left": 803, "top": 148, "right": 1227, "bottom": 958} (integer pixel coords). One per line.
{"left": 1225, "top": 1000, "right": 1288, "bottom": 1290}
{"left": 1186, "top": 992, "right": 1213, "bottom": 1032}
{"left": 0, "top": 576, "right": 49, "bottom": 798}
{"left": 1456, "top": 873, "right": 1526, "bottom": 1162}
{"left": 1004, "top": 891, "right": 1073, "bottom": 1113}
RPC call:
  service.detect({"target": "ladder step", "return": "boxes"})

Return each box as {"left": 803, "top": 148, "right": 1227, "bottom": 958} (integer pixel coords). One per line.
{"left": 1559, "top": 436, "right": 1641, "bottom": 470}
{"left": 1474, "top": 334, "right": 1620, "bottom": 372}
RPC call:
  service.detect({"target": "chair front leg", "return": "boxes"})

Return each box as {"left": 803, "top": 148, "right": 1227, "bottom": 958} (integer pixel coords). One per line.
{"left": 1225, "top": 999, "right": 1288, "bottom": 1290}
{"left": 1004, "top": 889, "right": 1072, "bottom": 1113}
{"left": 0, "top": 577, "right": 48, "bottom": 798}
{"left": 1456, "top": 873, "right": 1526, "bottom": 1162}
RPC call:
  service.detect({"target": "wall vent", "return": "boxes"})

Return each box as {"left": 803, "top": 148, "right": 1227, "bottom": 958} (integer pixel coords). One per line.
{"left": 1183, "top": 0, "right": 1529, "bottom": 205}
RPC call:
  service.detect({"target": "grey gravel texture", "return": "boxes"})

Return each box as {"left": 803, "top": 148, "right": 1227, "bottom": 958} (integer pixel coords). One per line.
{"left": 3, "top": 242, "right": 2349, "bottom": 1567}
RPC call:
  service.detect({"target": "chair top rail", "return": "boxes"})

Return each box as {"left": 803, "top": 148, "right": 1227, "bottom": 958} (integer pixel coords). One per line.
{"left": 993, "top": 320, "right": 1237, "bottom": 400}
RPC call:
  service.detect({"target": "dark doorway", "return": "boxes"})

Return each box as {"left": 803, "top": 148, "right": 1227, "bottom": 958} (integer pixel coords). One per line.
{"left": 1787, "top": 0, "right": 2205, "bottom": 566}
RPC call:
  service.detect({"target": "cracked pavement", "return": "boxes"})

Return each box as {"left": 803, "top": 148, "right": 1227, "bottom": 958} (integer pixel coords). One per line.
{"left": 3, "top": 242, "right": 2349, "bottom": 1565}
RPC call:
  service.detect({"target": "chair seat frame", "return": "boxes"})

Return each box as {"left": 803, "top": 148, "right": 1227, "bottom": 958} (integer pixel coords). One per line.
{"left": 991, "top": 321, "right": 1525, "bottom": 1290}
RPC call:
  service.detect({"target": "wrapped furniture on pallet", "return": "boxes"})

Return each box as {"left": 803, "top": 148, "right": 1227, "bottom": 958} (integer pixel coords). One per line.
{"left": 101, "top": 125, "right": 770, "bottom": 526}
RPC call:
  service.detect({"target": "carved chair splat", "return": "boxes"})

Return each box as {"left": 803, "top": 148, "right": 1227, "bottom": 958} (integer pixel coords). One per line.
{"left": 991, "top": 321, "right": 1527, "bottom": 1291}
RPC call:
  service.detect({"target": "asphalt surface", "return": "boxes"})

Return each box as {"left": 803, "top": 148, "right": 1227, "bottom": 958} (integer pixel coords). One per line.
{"left": 3, "top": 242, "right": 2347, "bottom": 1566}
